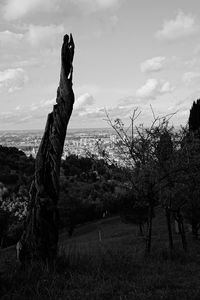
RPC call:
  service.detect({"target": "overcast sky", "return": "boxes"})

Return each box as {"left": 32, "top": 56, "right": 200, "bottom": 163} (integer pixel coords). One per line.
{"left": 0, "top": 0, "right": 200, "bottom": 130}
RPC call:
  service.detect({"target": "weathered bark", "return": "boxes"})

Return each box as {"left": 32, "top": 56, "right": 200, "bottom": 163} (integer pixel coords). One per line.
{"left": 192, "top": 221, "right": 199, "bottom": 239}
{"left": 166, "top": 207, "right": 173, "bottom": 253}
{"left": 176, "top": 211, "right": 187, "bottom": 252}
{"left": 145, "top": 204, "right": 154, "bottom": 255}
{"left": 139, "top": 223, "right": 144, "bottom": 236}
{"left": 18, "top": 34, "right": 75, "bottom": 263}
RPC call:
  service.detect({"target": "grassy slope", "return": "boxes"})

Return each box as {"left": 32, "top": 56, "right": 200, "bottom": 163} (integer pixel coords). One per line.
{"left": 1, "top": 208, "right": 200, "bottom": 299}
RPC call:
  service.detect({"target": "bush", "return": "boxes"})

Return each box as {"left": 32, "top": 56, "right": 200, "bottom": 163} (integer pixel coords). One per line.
{"left": 6, "top": 222, "right": 24, "bottom": 246}
{"left": 0, "top": 208, "right": 10, "bottom": 247}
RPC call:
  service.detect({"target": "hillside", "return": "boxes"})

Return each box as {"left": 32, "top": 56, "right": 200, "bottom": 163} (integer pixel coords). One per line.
{"left": 59, "top": 207, "right": 192, "bottom": 257}
{"left": 1, "top": 209, "right": 200, "bottom": 299}
{"left": 0, "top": 149, "right": 125, "bottom": 247}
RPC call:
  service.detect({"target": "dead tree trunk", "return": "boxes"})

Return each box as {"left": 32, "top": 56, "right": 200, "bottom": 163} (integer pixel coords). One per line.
{"left": 192, "top": 220, "right": 199, "bottom": 240}
{"left": 18, "top": 34, "right": 75, "bottom": 263}
{"left": 166, "top": 207, "right": 173, "bottom": 253}
{"left": 176, "top": 210, "right": 187, "bottom": 252}
{"left": 145, "top": 202, "right": 154, "bottom": 255}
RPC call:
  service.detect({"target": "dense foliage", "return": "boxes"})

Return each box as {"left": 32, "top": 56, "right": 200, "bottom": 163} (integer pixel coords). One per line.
{"left": 0, "top": 147, "right": 127, "bottom": 245}
{"left": 103, "top": 104, "right": 200, "bottom": 252}
{"left": 0, "top": 146, "right": 34, "bottom": 185}
{"left": 0, "top": 147, "right": 34, "bottom": 246}
{"left": 1, "top": 99, "right": 200, "bottom": 251}
{"left": 59, "top": 154, "right": 127, "bottom": 236}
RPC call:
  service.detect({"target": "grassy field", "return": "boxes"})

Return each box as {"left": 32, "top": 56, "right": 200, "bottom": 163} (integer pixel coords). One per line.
{"left": 1, "top": 208, "right": 200, "bottom": 299}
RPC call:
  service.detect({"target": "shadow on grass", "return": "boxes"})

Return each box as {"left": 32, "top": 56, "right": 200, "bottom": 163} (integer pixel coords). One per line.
{"left": 1, "top": 243, "right": 200, "bottom": 300}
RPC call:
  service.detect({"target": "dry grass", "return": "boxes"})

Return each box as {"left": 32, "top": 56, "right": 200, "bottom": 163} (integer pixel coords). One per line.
{"left": 1, "top": 211, "right": 200, "bottom": 299}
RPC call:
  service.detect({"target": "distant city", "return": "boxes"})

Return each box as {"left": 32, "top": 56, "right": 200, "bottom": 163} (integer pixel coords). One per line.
{"left": 0, "top": 128, "right": 123, "bottom": 164}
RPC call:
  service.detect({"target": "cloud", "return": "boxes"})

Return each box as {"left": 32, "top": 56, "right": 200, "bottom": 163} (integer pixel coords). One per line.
{"left": 159, "top": 81, "right": 174, "bottom": 93}
{"left": 12, "top": 58, "right": 40, "bottom": 68}
{"left": 3, "top": 0, "right": 123, "bottom": 20}
{"left": 27, "top": 98, "right": 56, "bottom": 112}
{"left": 110, "top": 15, "right": 119, "bottom": 27}
{"left": 140, "top": 56, "right": 166, "bottom": 73}
{"left": 118, "top": 96, "right": 136, "bottom": 107}
{"left": 0, "top": 94, "right": 183, "bottom": 128}
{"left": 136, "top": 78, "right": 174, "bottom": 100}
{"left": 194, "top": 43, "right": 200, "bottom": 55}
{"left": 73, "top": 104, "right": 133, "bottom": 121}
{"left": 155, "top": 11, "right": 198, "bottom": 40}
{"left": 182, "top": 71, "right": 200, "bottom": 84}
{"left": 74, "top": 93, "right": 95, "bottom": 110}
{"left": 0, "top": 30, "right": 23, "bottom": 45}
{"left": 75, "top": 84, "right": 100, "bottom": 96}
{"left": 0, "top": 24, "right": 65, "bottom": 53}
{"left": 29, "top": 97, "right": 57, "bottom": 112}
{"left": 91, "top": 0, "right": 122, "bottom": 9}
{"left": 0, "top": 111, "right": 18, "bottom": 124}
{"left": 77, "top": 107, "right": 104, "bottom": 118}
{"left": 23, "top": 93, "right": 96, "bottom": 121}
{"left": 0, "top": 97, "right": 57, "bottom": 126}
{"left": 41, "top": 98, "right": 56, "bottom": 107}
{"left": 71, "top": 0, "right": 122, "bottom": 12}
{"left": 0, "top": 93, "right": 95, "bottom": 126}
{"left": 3, "top": 0, "right": 58, "bottom": 20}
{"left": 136, "top": 79, "right": 158, "bottom": 99}
{"left": 0, "top": 68, "right": 28, "bottom": 93}
{"left": 26, "top": 24, "right": 64, "bottom": 47}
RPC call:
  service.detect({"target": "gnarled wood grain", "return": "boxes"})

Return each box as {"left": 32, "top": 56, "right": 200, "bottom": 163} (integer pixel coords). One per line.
{"left": 18, "top": 34, "right": 75, "bottom": 262}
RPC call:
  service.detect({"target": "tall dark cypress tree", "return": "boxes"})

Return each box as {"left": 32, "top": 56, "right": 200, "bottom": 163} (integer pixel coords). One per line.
{"left": 186, "top": 99, "right": 200, "bottom": 239}
{"left": 189, "top": 99, "right": 200, "bottom": 132}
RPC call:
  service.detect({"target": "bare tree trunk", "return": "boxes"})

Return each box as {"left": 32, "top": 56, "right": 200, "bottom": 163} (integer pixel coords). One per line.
{"left": 139, "top": 223, "right": 144, "bottom": 236}
{"left": 177, "top": 211, "right": 187, "bottom": 252}
{"left": 1, "top": 236, "right": 4, "bottom": 248}
{"left": 166, "top": 207, "right": 173, "bottom": 254}
{"left": 192, "top": 221, "right": 199, "bottom": 239}
{"left": 145, "top": 204, "right": 154, "bottom": 255}
{"left": 18, "top": 34, "right": 75, "bottom": 263}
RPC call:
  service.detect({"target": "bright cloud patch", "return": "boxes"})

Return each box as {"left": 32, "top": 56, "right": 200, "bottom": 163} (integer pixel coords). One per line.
{"left": 95, "top": 0, "right": 121, "bottom": 8}
{"left": 0, "top": 68, "right": 28, "bottom": 93}
{"left": 73, "top": 0, "right": 122, "bottom": 11}
{"left": 136, "top": 78, "right": 174, "bottom": 100}
{"left": 0, "top": 30, "right": 23, "bottom": 45}
{"left": 0, "top": 24, "right": 65, "bottom": 50}
{"left": 156, "top": 11, "right": 198, "bottom": 40}
{"left": 26, "top": 24, "right": 64, "bottom": 47}
{"left": 3, "top": 0, "right": 122, "bottom": 20}
{"left": 140, "top": 57, "right": 166, "bottom": 73}
{"left": 110, "top": 15, "right": 119, "bottom": 27}
{"left": 194, "top": 43, "right": 200, "bottom": 55}
{"left": 41, "top": 98, "right": 56, "bottom": 107}
{"left": 3, "top": 0, "right": 58, "bottom": 20}
{"left": 74, "top": 93, "right": 95, "bottom": 110}
{"left": 182, "top": 71, "right": 200, "bottom": 84}
{"left": 0, "top": 93, "right": 95, "bottom": 125}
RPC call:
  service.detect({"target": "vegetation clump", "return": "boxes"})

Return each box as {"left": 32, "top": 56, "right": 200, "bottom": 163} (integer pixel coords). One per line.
{"left": 2, "top": 94, "right": 200, "bottom": 299}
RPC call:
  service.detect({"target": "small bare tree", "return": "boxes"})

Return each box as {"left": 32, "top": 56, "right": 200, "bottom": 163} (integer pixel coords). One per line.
{"left": 104, "top": 109, "right": 177, "bottom": 253}
{"left": 104, "top": 108, "right": 191, "bottom": 254}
